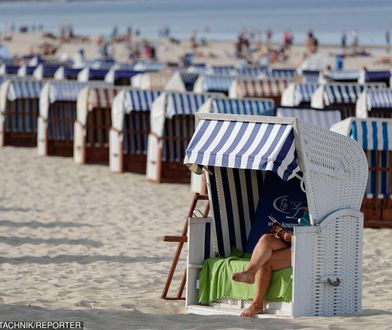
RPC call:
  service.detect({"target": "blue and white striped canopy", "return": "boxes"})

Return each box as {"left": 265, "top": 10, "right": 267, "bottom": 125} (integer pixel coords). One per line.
{"left": 324, "top": 84, "right": 382, "bottom": 105}
{"left": 212, "top": 97, "right": 275, "bottom": 115}
{"left": 2, "top": 64, "right": 20, "bottom": 75}
{"left": 49, "top": 81, "right": 107, "bottom": 102}
{"left": 123, "top": 89, "right": 161, "bottom": 112}
{"left": 302, "top": 70, "right": 320, "bottom": 84}
{"left": 351, "top": 119, "right": 392, "bottom": 151}
{"left": 202, "top": 75, "right": 235, "bottom": 92}
{"left": 210, "top": 65, "right": 236, "bottom": 76}
{"left": 179, "top": 72, "right": 199, "bottom": 90}
{"left": 269, "top": 68, "right": 297, "bottom": 79}
{"left": 184, "top": 116, "right": 299, "bottom": 181}
{"left": 294, "top": 83, "right": 318, "bottom": 105}
{"left": 365, "top": 70, "right": 391, "bottom": 81}
{"left": 238, "top": 66, "right": 268, "bottom": 77}
{"left": 324, "top": 70, "right": 360, "bottom": 82}
{"left": 276, "top": 107, "right": 341, "bottom": 130}
{"left": 367, "top": 89, "right": 392, "bottom": 109}
{"left": 166, "top": 92, "right": 209, "bottom": 118}
{"left": 8, "top": 80, "right": 44, "bottom": 100}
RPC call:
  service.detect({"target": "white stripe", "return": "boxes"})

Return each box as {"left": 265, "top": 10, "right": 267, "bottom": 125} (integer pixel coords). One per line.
{"left": 200, "top": 121, "right": 230, "bottom": 165}
{"left": 214, "top": 121, "right": 244, "bottom": 167}
{"left": 251, "top": 125, "right": 282, "bottom": 170}
{"left": 227, "top": 122, "right": 256, "bottom": 168}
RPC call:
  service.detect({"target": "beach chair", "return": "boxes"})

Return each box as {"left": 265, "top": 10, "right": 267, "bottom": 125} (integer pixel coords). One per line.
{"left": 311, "top": 82, "right": 385, "bottom": 119}
{"left": 356, "top": 89, "right": 392, "bottom": 119}
{"left": 74, "top": 86, "right": 120, "bottom": 165}
{"left": 301, "top": 70, "right": 320, "bottom": 84}
{"left": 131, "top": 70, "right": 173, "bottom": 90}
{"left": 33, "top": 64, "right": 61, "bottom": 79}
{"left": 109, "top": 89, "right": 161, "bottom": 173}
{"left": 38, "top": 80, "right": 108, "bottom": 157}
{"left": 165, "top": 72, "right": 200, "bottom": 92}
{"left": 276, "top": 106, "right": 342, "bottom": 129}
{"left": 319, "top": 70, "right": 360, "bottom": 84}
{"left": 0, "top": 64, "right": 20, "bottom": 75}
{"left": 104, "top": 68, "right": 141, "bottom": 86}
{"left": 229, "top": 78, "right": 291, "bottom": 106}
{"left": 0, "top": 78, "right": 44, "bottom": 147}
{"left": 193, "top": 75, "right": 235, "bottom": 96}
{"left": 281, "top": 83, "right": 318, "bottom": 107}
{"left": 331, "top": 117, "right": 392, "bottom": 227}
{"left": 184, "top": 113, "right": 367, "bottom": 317}
{"left": 17, "top": 65, "right": 37, "bottom": 77}
{"left": 358, "top": 70, "right": 391, "bottom": 87}
{"left": 268, "top": 68, "right": 297, "bottom": 79}
{"left": 77, "top": 68, "right": 110, "bottom": 82}
{"left": 146, "top": 91, "right": 212, "bottom": 184}
{"left": 54, "top": 66, "right": 83, "bottom": 80}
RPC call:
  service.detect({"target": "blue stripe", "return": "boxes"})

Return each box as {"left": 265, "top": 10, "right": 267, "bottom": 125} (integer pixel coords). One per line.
{"left": 382, "top": 122, "right": 389, "bottom": 151}
{"left": 361, "top": 121, "right": 368, "bottom": 150}
{"left": 208, "top": 167, "right": 225, "bottom": 256}
{"left": 372, "top": 121, "right": 378, "bottom": 150}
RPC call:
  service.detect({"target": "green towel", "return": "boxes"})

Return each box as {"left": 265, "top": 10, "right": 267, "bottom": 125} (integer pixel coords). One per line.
{"left": 198, "top": 249, "right": 292, "bottom": 304}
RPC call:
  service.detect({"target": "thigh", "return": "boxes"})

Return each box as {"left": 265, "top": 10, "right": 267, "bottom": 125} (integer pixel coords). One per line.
{"left": 268, "top": 248, "right": 291, "bottom": 271}
{"left": 263, "top": 234, "right": 290, "bottom": 252}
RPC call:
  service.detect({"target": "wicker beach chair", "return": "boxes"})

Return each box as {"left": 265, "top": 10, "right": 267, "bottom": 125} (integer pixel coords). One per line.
{"left": 33, "top": 64, "right": 61, "bottom": 79}
{"left": 104, "top": 68, "right": 141, "bottom": 86}
{"left": 193, "top": 74, "right": 235, "bottom": 96}
{"left": 165, "top": 72, "right": 200, "bottom": 92}
{"left": 131, "top": 70, "right": 173, "bottom": 90}
{"left": 0, "top": 78, "right": 44, "bottom": 147}
{"left": 109, "top": 89, "right": 161, "bottom": 173}
{"left": 78, "top": 68, "right": 110, "bottom": 82}
{"left": 146, "top": 91, "right": 212, "bottom": 184}
{"left": 229, "top": 78, "right": 291, "bottom": 106}
{"left": 74, "top": 86, "right": 120, "bottom": 165}
{"left": 311, "top": 82, "right": 385, "bottom": 119}
{"left": 54, "top": 66, "right": 83, "bottom": 80}
{"left": 184, "top": 113, "right": 367, "bottom": 317}
{"left": 358, "top": 70, "right": 391, "bottom": 87}
{"left": 356, "top": 89, "right": 392, "bottom": 119}
{"left": 38, "top": 80, "right": 108, "bottom": 157}
{"left": 331, "top": 117, "right": 392, "bottom": 227}
{"left": 280, "top": 83, "right": 318, "bottom": 108}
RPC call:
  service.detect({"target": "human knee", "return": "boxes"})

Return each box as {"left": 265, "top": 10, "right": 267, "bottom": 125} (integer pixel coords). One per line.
{"left": 258, "top": 233, "right": 273, "bottom": 246}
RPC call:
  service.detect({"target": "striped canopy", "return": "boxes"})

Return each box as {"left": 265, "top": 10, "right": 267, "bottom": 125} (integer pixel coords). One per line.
{"left": 365, "top": 70, "right": 391, "bottom": 81}
{"left": 294, "top": 83, "right": 318, "bottom": 104}
{"left": 202, "top": 75, "right": 235, "bottom": 93}
{"left": 366, "top": 89, "right": 392, "bottom": 109}
{"left": 88, "top": 87, "right": 120, "bottom": 109}
{"left": 324, "top": 70, "right": 360, "bottom": 82}
{"left": 123, "top": 89, "right": 161, "bottom": 113}
{"left": 179, "top": 72, "right": 199, "bottom": 90}
{"left": 133, "top": 61, "right": 166, "bottom": 71}
{"left": 63, "top": 67, "right": 83, "bottom": 79}
{"left": 8, "top": 80, "right": 44, "bottom": 100}
{"left": 18, "top": 65, "right": 37, "bottom": 76}
{"left": 269, "top": 68, "right": 297, "bottom": 79}
{"left": 166, "top": 92, "right": 209, "bottom": 118}
{"left": 238, "top": 66, "right": 268, "bottom": 77}
{"left": 210, "top": 65, "right": 236, "bottom": 76}
{"left": 212, "top": 97, "right": 275, "bottom": 115}
{"left": 49, "top": 81, "right": 108, "bottom": 103}
{"left": 276, "top": 107, "right": 341, "bottom": 130}
{"left": 324, "top": 83, "right": 384, "bottom": 105}
{"left": 351, "top": 119, "right": 392, "bottom": 151}
{"left": 234, "top": 78, "right": 290, "bottom": 97}
{"left": 184, "top": 114, "right": 299, "bottom": 181}
{"left": 1, "top": 64, "right": 19, "bottom": 75}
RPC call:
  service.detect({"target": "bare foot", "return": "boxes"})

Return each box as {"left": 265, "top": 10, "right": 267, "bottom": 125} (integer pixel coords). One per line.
{"left": 241, "top": 303, "right": 263, "bottom": 317}
{"left": 232, "top": 271, "right": 255, "bottom": 284}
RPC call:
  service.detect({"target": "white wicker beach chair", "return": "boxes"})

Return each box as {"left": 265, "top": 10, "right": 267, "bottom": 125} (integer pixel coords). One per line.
{"left": 356, "top": 88, "right": 392, "bottom": 119}
{"left": 165, "top": 72, "right": 200, "bottom": 92}
{"left": 280, "top": 83, "right": 318, "bottom": 107}
{"left": 193, "top": 75, "right": 235, "bottom": 96}
{"left": 0, "top": 78, "right": 43, "bottom": 147}
{"left": 184, "top": 113, "right": 367, "bottom": 317}
{"left": 109, "top": 88, "right": 161, "bottom": 173}
{"left": 74, "top": 86, "right": 120, "bottom": 164}
{"left": 310, "top": 82, "right": 385, "bottom": 118}
{"left": 331, "top": 117, "right": 392, "bottom": 227}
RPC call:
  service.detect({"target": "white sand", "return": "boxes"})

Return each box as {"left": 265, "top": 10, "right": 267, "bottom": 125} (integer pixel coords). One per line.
{"left": 0, "top": 147, "right": 392, "bottom": 329}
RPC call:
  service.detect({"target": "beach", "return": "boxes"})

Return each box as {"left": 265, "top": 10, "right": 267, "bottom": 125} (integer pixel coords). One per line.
{"left": 0, "top": 147, "right": 391, "bottom": 329}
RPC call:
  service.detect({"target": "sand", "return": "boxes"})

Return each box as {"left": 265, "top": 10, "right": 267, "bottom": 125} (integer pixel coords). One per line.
{"left": 0, "top": 147, "right": 391, "bottom": 329}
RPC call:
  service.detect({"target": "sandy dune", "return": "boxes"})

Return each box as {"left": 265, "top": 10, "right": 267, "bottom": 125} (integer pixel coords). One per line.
{"left": 0, "top": 147, "right": 392, "bottom": 329}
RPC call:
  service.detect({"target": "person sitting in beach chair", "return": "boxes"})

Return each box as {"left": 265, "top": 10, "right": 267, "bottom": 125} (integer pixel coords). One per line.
{"left": 232, "top": 172, "right": 308, "bottom": 317}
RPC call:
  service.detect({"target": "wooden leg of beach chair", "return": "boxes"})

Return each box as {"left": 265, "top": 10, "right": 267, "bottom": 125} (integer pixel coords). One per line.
{"left": 161, "top": 193, "right": 209, "bottom": 300}
{"left": 175, "top": 199, "right": 210, "bottom": 299}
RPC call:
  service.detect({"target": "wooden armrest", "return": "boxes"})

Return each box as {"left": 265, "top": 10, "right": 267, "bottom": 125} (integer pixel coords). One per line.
{"left": 163, "top": 235, "right": 187, "bottom": 243}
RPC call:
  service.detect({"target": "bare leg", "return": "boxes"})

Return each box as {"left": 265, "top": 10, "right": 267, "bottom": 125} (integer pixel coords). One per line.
{"left": 232, "top": 234, "right": 288, "bottom": 284}
{"left": 241, "top": 248, "right": 291, "bottom": 317}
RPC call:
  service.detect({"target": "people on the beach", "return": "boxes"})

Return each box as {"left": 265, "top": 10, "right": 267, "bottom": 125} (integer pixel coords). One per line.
{"left": 386, "top": 30, "right": 390, "bottom": 53}
{"left": 341, "top": 31, "right": 347, "bottom": 49}
{"left": 232, "top": 230, "right": 292, "bottom": 317}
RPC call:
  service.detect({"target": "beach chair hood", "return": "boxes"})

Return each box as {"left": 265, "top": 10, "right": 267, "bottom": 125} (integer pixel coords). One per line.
{"left": 185, "top": 113, "right": 368, "bottom": 224}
